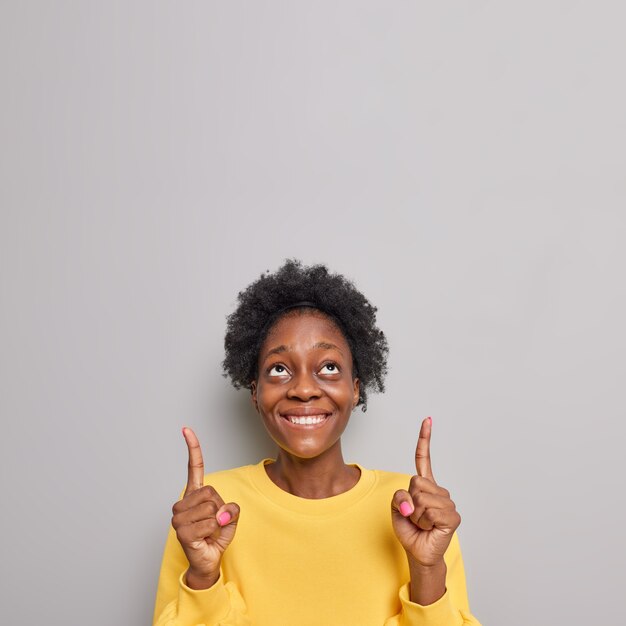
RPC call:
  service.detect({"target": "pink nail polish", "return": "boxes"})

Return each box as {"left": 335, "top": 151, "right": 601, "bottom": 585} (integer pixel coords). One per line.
{"left": 400, "top": 501, "right": 413, "bottom": 517}
{"left": 427, "top": 416, "right": 432, "bottom": 425}
{"left": 182, "top": 427, "right": 187, "bottom": 437}
{"left": 218, "top": 511, "right": 232, "bottom": 526}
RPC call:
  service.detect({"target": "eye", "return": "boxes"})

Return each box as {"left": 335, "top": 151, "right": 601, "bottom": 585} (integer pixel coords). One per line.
{"left": 319, "top": 362, "right": 339, "bottom": 374}
{"left": 268, "top": 364, "right": 289, "bottom": 377}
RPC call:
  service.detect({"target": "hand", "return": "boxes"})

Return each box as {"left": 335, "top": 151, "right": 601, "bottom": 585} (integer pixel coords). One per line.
{"left": 391, "top": 417, "right": 461, "bottom": 568}
{"left": 171, "top": 427, "right": 240, "bottom": 589}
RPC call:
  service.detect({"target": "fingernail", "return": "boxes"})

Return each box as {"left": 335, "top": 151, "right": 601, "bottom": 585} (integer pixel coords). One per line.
{"left": 427, "top": 417, "right": 432, "bottom": 425}
{"left": 181, "top": 427, "right": 187, "bottom": 436}
{"left": 400, "top": 501, "right": 413, "bottom": 517}
{"left": 217, "top": 511, "right": 232, "bottom": 526}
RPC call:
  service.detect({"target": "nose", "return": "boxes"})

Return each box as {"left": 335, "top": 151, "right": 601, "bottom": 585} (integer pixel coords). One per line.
{"left": 286, "top": 370, "right": 322, "bottom": 401}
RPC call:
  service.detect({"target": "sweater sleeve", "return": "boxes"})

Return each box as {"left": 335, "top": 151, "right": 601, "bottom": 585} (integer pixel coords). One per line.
{"left": 152, "top": 524, "right": 251, "bottom": 626}
{"left": 384, "top": 533, "right": 482, "bottom": 626}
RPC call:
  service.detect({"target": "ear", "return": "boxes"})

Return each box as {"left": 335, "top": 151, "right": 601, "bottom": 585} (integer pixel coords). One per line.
{"left": 352, "top": 378, "right": 360, "bottom": 408}
{"left": 250, "top": 380, "right": 259, "bottom": 412}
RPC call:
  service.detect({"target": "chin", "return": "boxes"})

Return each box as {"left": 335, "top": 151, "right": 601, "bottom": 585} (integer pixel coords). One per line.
{"left": 277, "top": 437, "right": 340, "bottom": 461}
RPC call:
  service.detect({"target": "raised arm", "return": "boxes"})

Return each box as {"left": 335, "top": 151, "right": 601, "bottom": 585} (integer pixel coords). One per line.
{"left": 153, "top": 428, "right": 249, "bottom": 626}
{"left": 387, "top": 417, "right": 482, "bottom": 625}
{"left": 173, "top": 427, "right": 240, "bottom": 589}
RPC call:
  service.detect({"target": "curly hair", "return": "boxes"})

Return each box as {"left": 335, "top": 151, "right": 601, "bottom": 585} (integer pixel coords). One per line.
{"left": 222, "top": 259, "right": 389, "bottom": 411}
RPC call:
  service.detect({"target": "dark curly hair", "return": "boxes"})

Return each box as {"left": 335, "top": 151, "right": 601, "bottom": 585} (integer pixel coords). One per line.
{"left": 222, "top": 259, "right": 389, "bottom": 411}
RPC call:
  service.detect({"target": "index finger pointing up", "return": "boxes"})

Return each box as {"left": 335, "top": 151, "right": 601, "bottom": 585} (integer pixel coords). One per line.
{"left": 415, "top": 416, "right": 435, "bottom": 482}
{"left": 182, "top": 427, "right": 205, "bottom": 495}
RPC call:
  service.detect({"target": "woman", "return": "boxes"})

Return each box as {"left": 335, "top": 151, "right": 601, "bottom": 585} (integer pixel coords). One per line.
{"left": 153, "top": 260, "right": 481, "bottom": 625}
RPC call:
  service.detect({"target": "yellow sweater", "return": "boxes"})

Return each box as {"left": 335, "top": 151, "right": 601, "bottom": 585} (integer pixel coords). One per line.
{"left": 153, "top": 460, "right": 481, "bottom": 626}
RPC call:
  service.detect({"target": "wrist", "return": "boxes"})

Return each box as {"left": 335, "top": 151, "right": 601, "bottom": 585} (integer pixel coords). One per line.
{"left": 407, "top": 557, "right": 446, "bottom": 606}
{"left": 185, "top": 567, "right": 220, "bottom": 590}
{"left": 407, "top": 553, "right": 446, "bottom": 572}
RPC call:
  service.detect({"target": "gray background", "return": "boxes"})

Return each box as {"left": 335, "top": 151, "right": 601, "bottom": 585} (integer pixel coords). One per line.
{"left": 1, "top": 2, "right": 624, "bottom": 625}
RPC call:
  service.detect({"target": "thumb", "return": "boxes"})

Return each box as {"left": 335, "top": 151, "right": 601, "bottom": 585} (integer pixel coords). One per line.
{"left": 213, "top": 501, "right": 240, "bottom": 550}
{"left": 215, "top": 502, "right": 240, "bottom": 528}
{"left": 391, "top": 489, "right": 414, "bottom": 519}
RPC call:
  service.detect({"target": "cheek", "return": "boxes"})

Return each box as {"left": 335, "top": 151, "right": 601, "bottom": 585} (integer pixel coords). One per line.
{"left": 255, "top": 384, "right": 278, "bottom": 411}
{"left": 326, "top": 382, "right": 357, "bottom": 407}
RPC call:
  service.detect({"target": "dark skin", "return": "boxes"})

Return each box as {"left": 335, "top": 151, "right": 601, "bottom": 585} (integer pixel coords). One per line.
{"left": 250, "top": 311, "right": 361, "bottom": 499}
{"left": 172, "top": 311, "right": 461, "bottom": 605}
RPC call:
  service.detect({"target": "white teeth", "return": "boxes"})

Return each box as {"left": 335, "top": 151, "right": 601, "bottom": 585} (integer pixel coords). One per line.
{"left": 287, "top": 414, "right": 327, "bottom": 425}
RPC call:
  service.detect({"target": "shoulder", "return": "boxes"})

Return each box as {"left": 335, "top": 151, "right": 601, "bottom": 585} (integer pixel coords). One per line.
{"left": 201, "top": 463, "right": 257, "bottom": 491}
{"left": 371, "top": 467, "right": 413, "bottom": 483}
{"left": 173, "top": 464, "right": 260, "bottom": 501}
{"left": 358, "top": 465, "right": 414, "bottom": 493}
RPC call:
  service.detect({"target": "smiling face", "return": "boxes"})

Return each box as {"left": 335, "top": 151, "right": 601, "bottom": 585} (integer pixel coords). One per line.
{"left": 251, "top": 310, "right": 360, "bottom": 461}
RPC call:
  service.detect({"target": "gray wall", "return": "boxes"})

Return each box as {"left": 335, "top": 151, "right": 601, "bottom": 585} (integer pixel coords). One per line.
{"left": 1, "top": 2, "right": 624, "bottom": 624}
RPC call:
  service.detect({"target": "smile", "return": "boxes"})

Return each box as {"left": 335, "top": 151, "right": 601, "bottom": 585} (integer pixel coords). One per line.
{"left": 283, "top": 414, "right": 330, "bottom": 426}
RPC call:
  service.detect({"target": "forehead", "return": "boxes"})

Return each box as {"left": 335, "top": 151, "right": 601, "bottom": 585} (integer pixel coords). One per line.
{"left": 260, "top": 311, "right": 351, "bottom": 356}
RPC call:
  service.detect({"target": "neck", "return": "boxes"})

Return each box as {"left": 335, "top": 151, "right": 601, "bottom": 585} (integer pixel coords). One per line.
{"left": 266, "top": 443, "right": 361, "bottom": 499}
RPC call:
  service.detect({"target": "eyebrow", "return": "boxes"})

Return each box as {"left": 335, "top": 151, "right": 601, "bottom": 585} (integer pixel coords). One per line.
{"left": 313, "top": 342, "right": 343, "bottom": 354}
{"left": 261, "top": 342, "right": 344, "bottom": 361}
